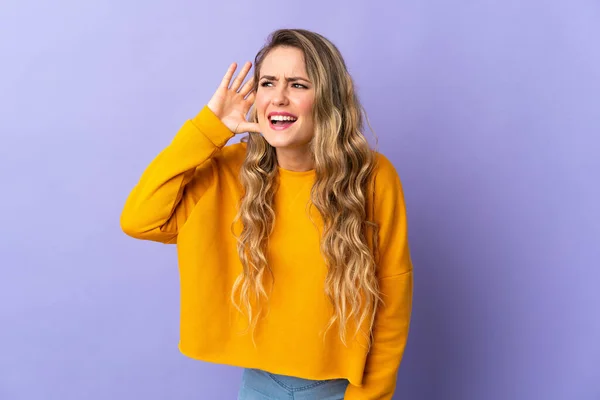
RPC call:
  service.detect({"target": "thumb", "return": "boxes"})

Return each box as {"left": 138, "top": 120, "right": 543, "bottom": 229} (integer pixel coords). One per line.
{"left": 236, "top": 122, "right": 261, "bottom": 134}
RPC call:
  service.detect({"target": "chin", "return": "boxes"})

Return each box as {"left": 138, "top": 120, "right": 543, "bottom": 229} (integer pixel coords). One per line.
{"left": 261, "top": 135, "right": 294, "bottom": 149}
{"left": 259, "top": 126, "right": 291, "bottom": 144}
{"left": 257, "top": 122, "right": 313, "bottom": 149}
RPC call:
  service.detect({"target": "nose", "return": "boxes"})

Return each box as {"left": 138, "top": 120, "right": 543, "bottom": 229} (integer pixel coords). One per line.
{"left": 271, "top": 86, "right": 289, "bottom": 106}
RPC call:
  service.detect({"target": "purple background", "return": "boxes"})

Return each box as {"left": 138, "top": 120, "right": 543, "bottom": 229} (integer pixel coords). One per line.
{"left": 1, "top": 1, "right": 598, "bottom": 399}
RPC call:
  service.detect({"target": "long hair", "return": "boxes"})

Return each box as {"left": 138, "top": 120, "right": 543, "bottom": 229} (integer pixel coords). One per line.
{"left": 231, "top": 28, "right": 381, "bottom": 347}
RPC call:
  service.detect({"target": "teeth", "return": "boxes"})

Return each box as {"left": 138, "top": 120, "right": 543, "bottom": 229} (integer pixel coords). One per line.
{"left": 270, "top": 115, "right": 297, "bottom": 122}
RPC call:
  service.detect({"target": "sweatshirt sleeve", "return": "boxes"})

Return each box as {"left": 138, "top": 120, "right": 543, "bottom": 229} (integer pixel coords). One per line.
{"left": 120, "top": 105, "right": 235, "bottom": 244}
{"left": 345, "top": 154, "right": 414, "bottom": 400}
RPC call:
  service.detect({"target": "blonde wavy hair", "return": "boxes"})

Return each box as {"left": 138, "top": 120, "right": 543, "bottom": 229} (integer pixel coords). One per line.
{"left": 231, "top": 29, "right": 381, "bottom": 347}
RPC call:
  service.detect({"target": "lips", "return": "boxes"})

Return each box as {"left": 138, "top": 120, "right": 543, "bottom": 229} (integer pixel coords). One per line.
{"left": 267, "top": 111, "right": 298, "bottom": 131}
{"left": 268, "top": 111, "right": 298, "bottom": 119}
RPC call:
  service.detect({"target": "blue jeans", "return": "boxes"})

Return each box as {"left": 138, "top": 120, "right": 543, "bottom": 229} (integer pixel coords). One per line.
{"left": 238, "top": 368, "right": 349, "bottom": 399}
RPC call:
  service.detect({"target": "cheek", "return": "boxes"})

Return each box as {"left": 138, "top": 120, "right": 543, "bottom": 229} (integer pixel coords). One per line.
{"left": 298, "top": 100, "right": 315, "bottom": 124}
{"left": 293, "top": 96, "right": 314, "bottom": 118}
{"left": 254, "top": 94, "right": 269, "bottom": 122}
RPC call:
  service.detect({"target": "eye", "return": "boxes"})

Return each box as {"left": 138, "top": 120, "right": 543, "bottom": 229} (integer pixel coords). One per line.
{"left": 292, "top": 83, "right": 308, "bottom": 89}
{"left": 260, "top": 81, "right": 273, "bottom": 87}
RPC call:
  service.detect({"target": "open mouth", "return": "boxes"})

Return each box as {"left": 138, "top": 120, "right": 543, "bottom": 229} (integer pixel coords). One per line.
{"left": 268, "top": 113, "right": 298, "bottom": 130}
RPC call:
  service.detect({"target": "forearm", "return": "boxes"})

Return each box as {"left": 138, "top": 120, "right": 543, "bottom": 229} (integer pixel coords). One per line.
{"left": 120, "top": 106, "right": 234, "bottom": 242}
{"left": 345, "top": 271, "right": 413, "bottom": 399}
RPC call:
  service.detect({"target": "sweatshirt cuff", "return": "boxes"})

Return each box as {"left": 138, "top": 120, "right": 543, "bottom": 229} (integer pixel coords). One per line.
{"left": 190, "top": 105, "right": 235, "bottom": 148}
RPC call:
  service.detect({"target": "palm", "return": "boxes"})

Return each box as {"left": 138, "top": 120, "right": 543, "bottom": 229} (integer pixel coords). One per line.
{"left": 207, "top": 62, "right": 260, "bottom": 134}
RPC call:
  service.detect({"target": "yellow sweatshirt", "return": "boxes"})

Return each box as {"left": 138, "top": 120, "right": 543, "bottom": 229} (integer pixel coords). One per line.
{"left": 120, "top": 105, "right": 413, "bottom": 399}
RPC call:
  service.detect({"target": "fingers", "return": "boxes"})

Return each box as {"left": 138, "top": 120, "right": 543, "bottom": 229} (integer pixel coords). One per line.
{"left": 230, "top": 61, "right": 252, "bottom": 92}
{"left": 243, "top": 88, "right": 256, "bottom": 104}
{"left": 239, "top": 76, "right": 255, "bottom": 98}
{"left": 219, "top": 62, "right": 237, "bottom": 89}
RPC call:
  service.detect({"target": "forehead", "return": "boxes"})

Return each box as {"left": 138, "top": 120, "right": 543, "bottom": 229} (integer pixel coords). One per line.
{"left": 260, "top": 46, "right": 308, "bottom": 77}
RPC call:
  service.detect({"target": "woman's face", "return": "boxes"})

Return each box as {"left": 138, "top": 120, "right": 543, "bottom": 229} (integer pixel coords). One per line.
{"left": 255, "top": 46, "right": 316, "bottom": 150}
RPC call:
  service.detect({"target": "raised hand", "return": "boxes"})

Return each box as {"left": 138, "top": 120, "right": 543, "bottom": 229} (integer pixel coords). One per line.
{"left": 207, "top": 61, "right": 260, "bottom": 134}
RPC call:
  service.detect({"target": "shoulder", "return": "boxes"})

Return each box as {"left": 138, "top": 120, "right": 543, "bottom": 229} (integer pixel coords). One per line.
{"left": 371, "top": 151, "right": 403, "bottom": 192}
{"left": 220, "top": 141, "right": 247, "bottom": 163}
{"left": 368, "top": 150, "right": 408, "bottom": 223}
{"left": 211, "top": 141, "right": 247, "bottom": 179}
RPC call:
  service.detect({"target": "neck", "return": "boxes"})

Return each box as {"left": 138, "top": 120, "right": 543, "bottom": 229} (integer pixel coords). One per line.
{"left": 276, "top": 147, "right": 314, "bottom": 172}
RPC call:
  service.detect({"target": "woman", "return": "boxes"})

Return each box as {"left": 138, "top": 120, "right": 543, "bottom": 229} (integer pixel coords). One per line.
{"left": 120, "top": 28, "right": 413, "bottom": 399}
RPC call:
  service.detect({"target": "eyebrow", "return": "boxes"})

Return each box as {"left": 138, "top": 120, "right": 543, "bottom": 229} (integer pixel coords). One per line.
{"left": 259, "top": 75, "right": 311, "bottom": 83}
